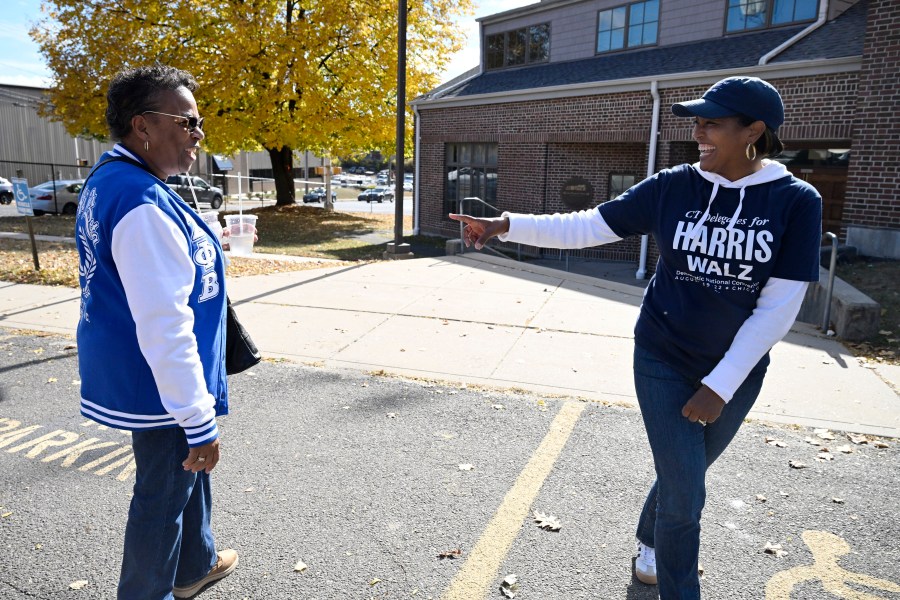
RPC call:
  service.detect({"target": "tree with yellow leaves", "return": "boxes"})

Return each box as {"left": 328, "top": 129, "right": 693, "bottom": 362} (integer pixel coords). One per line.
{"left": 31, "top": 0, "right": 472, "bottom": 204}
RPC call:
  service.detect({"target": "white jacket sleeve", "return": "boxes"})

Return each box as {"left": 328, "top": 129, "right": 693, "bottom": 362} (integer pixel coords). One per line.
{"left": 498, "top": 208, "right": 623, "bottom": 248}
{"left": 702, "top": 278, "right": 809, "bottom": 402}
{"left": 111, "top": 204, "right": 217, "bottom": 439}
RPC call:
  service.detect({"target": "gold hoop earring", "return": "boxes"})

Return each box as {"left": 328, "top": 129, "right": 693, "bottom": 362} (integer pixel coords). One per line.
{"left": 144, "top": 140, "right": 150, "bottom": 152}
{"left": 745, "top": 142, "right": 757, "bottom": 161}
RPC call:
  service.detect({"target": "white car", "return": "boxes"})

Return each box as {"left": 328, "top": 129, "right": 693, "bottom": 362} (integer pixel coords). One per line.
{"left": 28, "top": 179, "right": 85, "bottom": 215}
{"left": 402, "top": 181, "right": 413, "bottom": 192}
{"left": 0, "top": 176, "right": 13, "bottom": 204}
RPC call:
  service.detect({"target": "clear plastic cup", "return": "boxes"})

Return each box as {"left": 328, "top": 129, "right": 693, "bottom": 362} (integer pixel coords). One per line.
{"left": 200, "top": 211, "right": 223, "bottom": 245}
{"left": 224, "top": 214, "right": 258, "bottom": 256}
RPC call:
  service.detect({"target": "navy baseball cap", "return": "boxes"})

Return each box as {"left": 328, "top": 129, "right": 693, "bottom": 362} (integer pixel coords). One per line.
{"left": 672, "top": 76, "right": 784, "bottom": 131}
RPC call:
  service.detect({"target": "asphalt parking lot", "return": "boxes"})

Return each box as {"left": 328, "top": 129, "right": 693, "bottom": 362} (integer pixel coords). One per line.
{"left": 1, "top": 331, "right": 898, "bottom": 599}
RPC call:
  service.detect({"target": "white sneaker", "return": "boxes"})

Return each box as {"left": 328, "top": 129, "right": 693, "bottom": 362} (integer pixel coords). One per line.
{"left": 634, "top": 540, "right": 657, "bottom": 585}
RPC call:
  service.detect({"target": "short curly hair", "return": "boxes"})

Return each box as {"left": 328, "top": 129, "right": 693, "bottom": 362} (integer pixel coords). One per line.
{"left": 105, "top": 64, "right": 198, "bottom": 141}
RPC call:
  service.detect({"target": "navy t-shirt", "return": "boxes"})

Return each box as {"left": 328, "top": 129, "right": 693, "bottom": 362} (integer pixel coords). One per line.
{"left": 599, "top": 164, "right": 822, "bottom": 382}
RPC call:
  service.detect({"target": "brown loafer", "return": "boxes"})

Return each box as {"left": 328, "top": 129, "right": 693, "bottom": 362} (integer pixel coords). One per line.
{"left": 173, "top": 549, "right": 238, "bottom": 598}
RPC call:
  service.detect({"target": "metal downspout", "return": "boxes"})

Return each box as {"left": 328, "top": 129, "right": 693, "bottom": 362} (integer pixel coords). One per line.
{"left": 637, "top": 79, "right": 660, "bottom": 279}
{"left": 413, "top": 104, "right": 421, "bottom": 235}
{"left": 759, "top": 0, "right": 829, "bottom": 64}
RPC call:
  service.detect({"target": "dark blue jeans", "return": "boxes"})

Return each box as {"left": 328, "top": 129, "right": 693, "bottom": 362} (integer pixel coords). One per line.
{"left": 118, "top": 428, "right": 217, "bottom": 600}
{"left": 633, "top": 344, "right": 766, "bottom": 600}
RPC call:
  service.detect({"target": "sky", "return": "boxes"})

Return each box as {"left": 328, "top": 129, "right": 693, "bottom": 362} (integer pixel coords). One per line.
{"left": 0, "top": 0, "right": 537, "bottom": 89}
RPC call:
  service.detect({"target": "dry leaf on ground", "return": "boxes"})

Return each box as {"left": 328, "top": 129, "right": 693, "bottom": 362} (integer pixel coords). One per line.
{"left": 815, "top": 429, "right": 836, "bottom": 441}
{"left": 533, "top": 510, "right": 562, "bottom": 531}
{"left": 500, "top": 574, "right": 519, "bottom": 598}
{"left": 848, "top": 434, "right": 869, "bottom": 445}
{"left": 293, "top": 560, "right": 308, "bottom": 572}
{"left": 69, "top": 580, "right": 89, "bottom": 590}
{"left": 789, "top": 460, "right": 807, "bottom": 469}
{"left": 765, "top": 437, "right": 787, "bottom": 448}
{"left": 438, "top": 548, "right": 463, "bottom": 559}
{"left": 764, "top": 542, "right": 787, "bottom": 558}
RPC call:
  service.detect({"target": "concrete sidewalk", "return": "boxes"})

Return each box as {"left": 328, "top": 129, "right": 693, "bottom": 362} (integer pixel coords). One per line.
{"left": 0, "top": 252, "right": 897, "bottom": 437}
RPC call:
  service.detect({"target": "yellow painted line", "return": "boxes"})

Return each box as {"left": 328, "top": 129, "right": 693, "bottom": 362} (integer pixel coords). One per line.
{"left": 442, "top": 400, "right": 586, "bottom": 600}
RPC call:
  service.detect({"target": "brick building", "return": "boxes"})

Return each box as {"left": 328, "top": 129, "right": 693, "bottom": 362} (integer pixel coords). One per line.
{"left": 412, "top": 0, "right": 900, "bottom": 268}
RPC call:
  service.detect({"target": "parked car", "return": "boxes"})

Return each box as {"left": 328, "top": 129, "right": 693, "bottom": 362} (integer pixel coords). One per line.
{"left": 357, "top": 187, "right": 394, "bottom": 203}
{"left": 165, "top": 174, "right": 224, "bottom": 209}
{"left": 28, "top": 179, "right": 85, "bottom": 215}
{"left": 302, "top": 187, "right": 337, "bottom": 203}
{"left": 0, "top": 177, "right": 13, "bottom": 204}
{"left": 403, "top": 181, "right": 413, "bottom": 192}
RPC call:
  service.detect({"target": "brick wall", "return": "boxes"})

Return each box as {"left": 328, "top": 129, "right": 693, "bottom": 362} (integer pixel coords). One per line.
{"left": 843, "top": 0, "right": 900, "bottom": 233}
{"left": 418, "top": 65, "right": 895, "bottom": 259}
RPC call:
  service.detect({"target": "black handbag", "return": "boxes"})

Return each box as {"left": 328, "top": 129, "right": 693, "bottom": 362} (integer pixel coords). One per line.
{"left": 225, "top": 297, "right": 261, "bottom": 375}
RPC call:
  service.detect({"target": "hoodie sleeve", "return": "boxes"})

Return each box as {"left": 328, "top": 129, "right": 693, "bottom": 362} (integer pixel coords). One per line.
{"left": 111, "top": 203, "right": 218, "bottom": 447}
{"left": 702, "top": 277, "right": 808, "bottom": 402}
{"left": 498, "top": 207, "right": 623, "bottom": 248}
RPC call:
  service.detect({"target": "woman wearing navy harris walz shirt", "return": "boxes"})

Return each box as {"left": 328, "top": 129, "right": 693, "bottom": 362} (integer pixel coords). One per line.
{"left": 451, "top": 77, "right": 822, "bottom": 599}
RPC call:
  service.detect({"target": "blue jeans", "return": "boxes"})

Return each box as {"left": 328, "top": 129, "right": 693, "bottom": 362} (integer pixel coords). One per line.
{"left": 633, "top": 344, "right": 766, "bottom": 600}
{"left": 118, "top": 428, "right": 217, "bottom": 600}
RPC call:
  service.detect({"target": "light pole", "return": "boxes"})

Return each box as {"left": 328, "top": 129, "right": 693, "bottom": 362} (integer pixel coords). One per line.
{"left": 386, "top": 0, "right": 413, "bottom": 258}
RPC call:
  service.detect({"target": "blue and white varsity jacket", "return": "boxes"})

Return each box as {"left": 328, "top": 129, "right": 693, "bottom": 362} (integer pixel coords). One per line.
{"left": 75, "top": 144, "right": 228, "bottom": 447}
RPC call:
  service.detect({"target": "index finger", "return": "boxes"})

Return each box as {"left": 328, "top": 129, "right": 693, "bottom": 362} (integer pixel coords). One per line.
{"left": 448, "top": 213, "right": 476, "bottom": 224}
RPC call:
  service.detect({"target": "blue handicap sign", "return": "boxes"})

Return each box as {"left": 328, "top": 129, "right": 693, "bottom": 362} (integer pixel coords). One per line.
{"left": 12, "top": 178, "right": 33, "bottom": 216}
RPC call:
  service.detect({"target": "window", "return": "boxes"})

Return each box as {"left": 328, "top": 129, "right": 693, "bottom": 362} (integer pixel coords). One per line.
{"left": 726, "top": 0, "right": 817, "bottom": 32}
{"left": 609, "top": 174, "right": 637, "bottom": 201}
{"left": 445, "top": 143, "right": 498, "bottom": 217}
{"left": 597, "top": 1, "right": 658, "bottom": 54}
{"left": 485, "top": 24, "right": 550, "bottom": 70}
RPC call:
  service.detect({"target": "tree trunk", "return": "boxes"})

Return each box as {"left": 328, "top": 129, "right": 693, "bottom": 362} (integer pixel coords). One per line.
{"left": 268, "top": 146, "right": 295, "bottom": 205}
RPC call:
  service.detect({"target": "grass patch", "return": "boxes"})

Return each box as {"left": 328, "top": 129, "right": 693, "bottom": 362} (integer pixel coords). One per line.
{"left": 835, "top": 258, "right": 899, "bottom": 363}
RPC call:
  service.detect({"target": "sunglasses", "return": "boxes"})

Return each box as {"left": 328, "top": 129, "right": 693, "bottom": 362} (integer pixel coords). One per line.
{"left": 142, "top": 110, "right": 205, "bottom": 133}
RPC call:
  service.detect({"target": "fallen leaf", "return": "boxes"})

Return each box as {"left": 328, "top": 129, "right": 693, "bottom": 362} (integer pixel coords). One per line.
{"left": 438, "top": 548, "right": 462, "bottom": 559}
{"left": 804, "top": 437, "right": 823, "bottom": 446}
{"left": 765, "top": 437, "right": 787, "bottom": 448}
{"left": 873, "top": 441, "right": 889, "bottom": 449}
{"left": 500, "top": 574, "right": 519, "bottom": 598}
{"left": 848, "top": 434, "right": 869, "bottom": 445}
{"left": 764, "top": 542, "right": 787, "bottom": 558}
{"left": 779, "top": 491, "right": 790, "bottom": 497}
{"left": 816, "top": 451, "right": 834, "bottom": 462}
{"left": 369, "top": 578, "right": 381, "bottom": 586}
{"left": 836, "top": 445, "right": 854, "bottom": 454}
{"left": 34, "top": 348, "right": 44, "bottom": 355}
{"left": 533, "top": 510, "right": 562, "bottom": 532}
{"left": 816, "top": 430, "right": 836, "bottom": 441}
{"left": 492, "top": 404, "right": 505, "bottom": 410}
{"left": 69, "top": 580, "right": 89, "bottom": 590}
{"left": 756, "top": 494, "right": 767, "bottom": 502}
{"left": 47, "top": 377, "right": 57, "bottom": 383}
{"left": 1, "top": 511, "right": 12, "bottom": 518}
{"left": 386, "top": 413, "right": 397, "bottom": 419}
{"left": 832, "top": 497, "right": 845, "bottom": 504}
{"left": 458, "top": 464, "right": 474, "bottom": 471}
{"left": 293, "top": 560, "right": 308, "bottom": 572}
{"left": 789, "top": 460, "right": 807, "bottom": 469}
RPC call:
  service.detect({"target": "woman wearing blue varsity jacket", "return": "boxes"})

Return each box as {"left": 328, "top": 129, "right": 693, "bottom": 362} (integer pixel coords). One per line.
{"left": 451, "top": 77, "right": 822, "bottom": 599}
{"left": 75, "top": 65, "right": 237, "bottom": 599}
